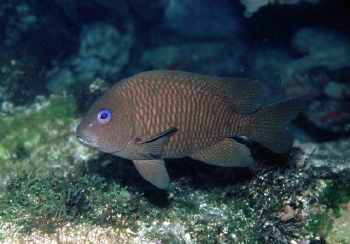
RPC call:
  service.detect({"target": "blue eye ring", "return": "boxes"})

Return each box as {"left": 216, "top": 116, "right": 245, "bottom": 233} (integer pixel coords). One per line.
{"left": 97, "top": 109, "right": 112, "bottom": 124}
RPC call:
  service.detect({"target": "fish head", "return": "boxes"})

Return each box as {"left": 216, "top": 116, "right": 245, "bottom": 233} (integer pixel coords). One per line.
{"left": 76, "top": 88, "right": 134, "bottom": 154}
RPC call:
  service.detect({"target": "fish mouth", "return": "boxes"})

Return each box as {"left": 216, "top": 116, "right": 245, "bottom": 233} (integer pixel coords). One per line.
{"left": 76, "top": 133, "right": 119, "bottom": 153}
{"left": 76, "top": 134, "right": 94, "bottom": 147}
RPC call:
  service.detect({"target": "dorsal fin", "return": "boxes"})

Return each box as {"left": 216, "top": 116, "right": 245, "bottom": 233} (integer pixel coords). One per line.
{"left": 208, "top": 78, "right": 272, "bottom": 114}
{"left": 133, "top": 71, "right": 271, "bottom": 114}
{"left": 161, "top": 71, "right": 271, "bottom": 114}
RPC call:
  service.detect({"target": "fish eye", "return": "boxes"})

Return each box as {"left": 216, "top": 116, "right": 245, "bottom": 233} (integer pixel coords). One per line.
{"left": 97, "top": 109, "right": 112, "bottom": 124}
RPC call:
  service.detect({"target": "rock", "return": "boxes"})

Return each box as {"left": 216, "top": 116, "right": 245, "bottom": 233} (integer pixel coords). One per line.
{"left": 0, "top": 95, "right": 99, "bottom": 185}
{"left": 47, "top": 23, "right": 133, "bottom": 94}
{"left": 240, "top": 0, "right": 320, "bottom": 18}
{"left": 240, "top": 0, "right": 269, "bottom": 18}
{"left": 282, "top": 27, "right": 350, "bottom": 133}
{"left": 72, "top": 23, "right": 133, "bottom": 82}
{"left": 291, "top": 27, "right": 349, "bottom": 55}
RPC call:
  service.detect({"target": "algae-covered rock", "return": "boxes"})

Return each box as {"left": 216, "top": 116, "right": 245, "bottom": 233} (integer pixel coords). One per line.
{"left": 0, "top": 144, "right": 320, "bottom": 243}
{"left": 0, "top": 95, "right": 98, "bottom": 185}
{"left": 298, "top": 139, "right": 350, "bottom": 243}
{"left": 306, "top": 177, "right": 350, "bottom": 244}
{"left": 1, "top": 137, "right": 350, "bottom": 243}
{"left": 282, "top": 27, "right": 350, "bottom": 133}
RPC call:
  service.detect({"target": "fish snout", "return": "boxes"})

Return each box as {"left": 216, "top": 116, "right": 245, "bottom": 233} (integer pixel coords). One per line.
{"left": 76, "top": 132, "right": 94, "bottom": 147}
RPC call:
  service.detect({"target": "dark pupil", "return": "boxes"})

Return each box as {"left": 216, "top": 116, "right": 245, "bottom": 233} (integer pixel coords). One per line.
{"left": 100, "top": 113, "right": 108, "bottom": 120}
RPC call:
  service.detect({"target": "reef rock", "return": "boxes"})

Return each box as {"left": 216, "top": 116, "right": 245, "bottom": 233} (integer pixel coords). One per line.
{"left": 282, "top": 27, "right": 350, "bottom": 133}
{"left": 47, "top": 23, "right": 133, "bottom": 94}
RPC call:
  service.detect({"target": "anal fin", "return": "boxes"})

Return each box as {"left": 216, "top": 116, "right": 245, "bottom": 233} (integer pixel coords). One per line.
{"left": 133, "top": 159, "right": 170, "bottom": 189}
{"left": 191, "top": 138, "right": 253, "bottom": 167}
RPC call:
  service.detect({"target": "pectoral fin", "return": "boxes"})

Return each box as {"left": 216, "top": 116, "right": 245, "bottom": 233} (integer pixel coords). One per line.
{"left": 135, "top": 126, "right": 178, "bottom": 158}
{"left": 133, "top": 159, "right": 170, "bottom": 189}
{"left": 191, "top": 138, "right": 254, "bottom": 167}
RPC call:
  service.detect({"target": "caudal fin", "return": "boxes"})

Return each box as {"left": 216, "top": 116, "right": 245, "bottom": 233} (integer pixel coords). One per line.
{"left": 245, "top": 98, "right": 305, "bottom": 153}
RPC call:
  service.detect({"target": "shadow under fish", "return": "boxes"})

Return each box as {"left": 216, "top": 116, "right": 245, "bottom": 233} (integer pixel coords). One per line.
{"left": 76, "top": 70, "right": 305, "bottom": 189}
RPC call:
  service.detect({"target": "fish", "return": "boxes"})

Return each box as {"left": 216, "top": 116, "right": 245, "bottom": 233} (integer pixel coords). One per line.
{"left": 76, "top": 70, "right": 305, "bottom": 189}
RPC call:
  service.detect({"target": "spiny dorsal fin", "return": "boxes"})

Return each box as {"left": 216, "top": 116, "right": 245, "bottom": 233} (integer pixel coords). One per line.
{"left": 134, "top": 71, "right": 271, "bottom": 114}
{"left": 210, "top": 78, "right": 272, "bottom": 114}
{"left": 173, "top": 71, "right": 272, "bottom": 114}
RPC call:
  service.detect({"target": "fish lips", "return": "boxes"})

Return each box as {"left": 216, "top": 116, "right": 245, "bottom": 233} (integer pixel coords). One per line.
{"left": 76, "top": 132, "right": 124, "bottom": 154}
{"left": 76, "top": 133, "right": 95, "bottom": 147}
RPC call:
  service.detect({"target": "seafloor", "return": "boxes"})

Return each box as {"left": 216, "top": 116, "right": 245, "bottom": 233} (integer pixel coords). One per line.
{"left": 0, "top": 0, "right": 350, "bottom": 243}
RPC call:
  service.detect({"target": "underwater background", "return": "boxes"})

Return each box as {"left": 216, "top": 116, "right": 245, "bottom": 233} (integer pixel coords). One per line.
{"left": 0, "top": 0, "right": 350, "bottom": 243}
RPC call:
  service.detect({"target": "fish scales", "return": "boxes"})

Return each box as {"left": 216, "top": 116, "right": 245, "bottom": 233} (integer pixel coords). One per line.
{"left": 126, "top": 74, "right": 231, "bottom": 157}
{"left": 77, "top": 70, "right": 305, "bottom": 189}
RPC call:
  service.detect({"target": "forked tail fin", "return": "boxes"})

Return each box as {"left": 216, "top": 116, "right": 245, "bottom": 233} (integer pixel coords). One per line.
{"left": 245, "top": 98, "right": 305, "bottom": 153}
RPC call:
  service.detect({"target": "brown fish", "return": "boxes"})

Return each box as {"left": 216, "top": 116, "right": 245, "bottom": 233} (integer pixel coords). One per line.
{"left": 76, "top": 71, "right": 304, "bottom": 189}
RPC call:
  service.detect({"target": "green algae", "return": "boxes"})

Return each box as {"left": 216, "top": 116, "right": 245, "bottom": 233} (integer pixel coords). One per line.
{"left": 0, "top": 163, "right": 138, "bottom": 237}
{"left": 306, "top": 171, "right": 350, "bottom": 243}
{"left": 0, "top": 95, "right": 75, "bottom": 150}
{"left": 0, "top": 95, "right": 80, "bottom": 182}
{"left": 307, "top": 211, "right": 333, "bottom": 240}
{"left": 0, "top": 163, "right": 262, "bottom": 243}
{"left": 319, "top": 175, "right": 350, "bottom": 217}
{"left": 3, "top": 163, "right": 348, "bottom": 243}
{"left": 0, "top": 157, "right": 311, "bottom": 243}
